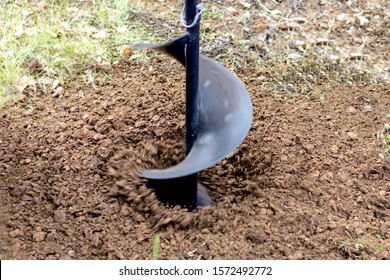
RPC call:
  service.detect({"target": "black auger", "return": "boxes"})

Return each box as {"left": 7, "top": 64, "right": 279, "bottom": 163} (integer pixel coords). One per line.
{"left": 132, "top": 0, "right": 253, "bottom": 210}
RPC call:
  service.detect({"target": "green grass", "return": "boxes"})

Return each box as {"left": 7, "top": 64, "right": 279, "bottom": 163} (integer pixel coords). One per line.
{"left": 0, "top": 0, "right": 153, "bottom": 106}
{"left": 335, "top": 229, "right": 387, "bottom": 259}
{"left": 381, "top": 123, "right": 390, "bottom": 156}
{"left": 152, "top": 232, "right": 161, "bottom": 260}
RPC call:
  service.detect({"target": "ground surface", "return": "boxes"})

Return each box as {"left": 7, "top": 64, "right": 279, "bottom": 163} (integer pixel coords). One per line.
{"left": 0, "top": 0, "right": 389, "bottom": 260}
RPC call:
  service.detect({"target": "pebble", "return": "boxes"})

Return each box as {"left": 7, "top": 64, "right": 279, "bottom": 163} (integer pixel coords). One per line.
{"left": 336, "top": 13, "right": 348, "bottom": 21}
{"left": 9, "top": 229, "right": 23, "bottom": 238}
{"left": 357, "top": 15, "right": 369, "bottom": 26}
{"left": 67, "top": 250, "right": 76, "bottom": 257}
{"left": 53, "top": 209, "right": 66, "bottom": 223}
{"left": 52, "top": 87, "right": 64, "bottom": 97}
{"left": 346, "top": 131, "right": 358, "bottom": 140}
{"left": 320, "top": 172, "right": 334, "bottom": 181}
{"left": 82, "top": 113, "right": 90, "bottom": 120}
{"left": 330, "top": 145, "right": 339, "bottom": 153}
{"left": 33, "top": 231, "right": 47, "bottom": 242}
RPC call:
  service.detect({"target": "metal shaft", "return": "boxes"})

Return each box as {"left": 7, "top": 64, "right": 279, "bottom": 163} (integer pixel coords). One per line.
{"left": 185, "top": 0, "right": 200, "bottom": 154}
{"left": 183, "top": 0, "right": 200, "bottom": 209}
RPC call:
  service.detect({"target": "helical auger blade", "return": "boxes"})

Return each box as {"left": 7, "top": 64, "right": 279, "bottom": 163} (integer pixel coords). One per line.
{"left": 132, "top": 36, "right": 253, "bottom": 180}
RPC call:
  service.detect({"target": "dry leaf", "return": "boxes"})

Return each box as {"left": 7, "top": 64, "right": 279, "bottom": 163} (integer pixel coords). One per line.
{"left": 122, "top": 46, "right": 132, "bottom": 58}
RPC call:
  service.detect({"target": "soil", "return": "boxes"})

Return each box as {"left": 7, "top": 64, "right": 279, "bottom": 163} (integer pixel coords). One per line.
{"left": 0, "top": 0, "right": 389, "bottom": 260}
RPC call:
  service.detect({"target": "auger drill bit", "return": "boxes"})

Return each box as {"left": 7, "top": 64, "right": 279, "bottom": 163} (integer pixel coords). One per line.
{"left": 131, "top": 1, "right": 253, "bottom": 209}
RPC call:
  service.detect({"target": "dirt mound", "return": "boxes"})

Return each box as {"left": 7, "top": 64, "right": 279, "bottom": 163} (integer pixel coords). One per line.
{"left": 0, "top": 58, "right": 389, "bottom": 260}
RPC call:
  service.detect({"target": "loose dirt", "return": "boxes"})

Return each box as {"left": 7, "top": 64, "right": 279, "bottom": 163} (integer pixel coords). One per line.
{"left": 1, "top": 56, "right": 389, "bottom": 260}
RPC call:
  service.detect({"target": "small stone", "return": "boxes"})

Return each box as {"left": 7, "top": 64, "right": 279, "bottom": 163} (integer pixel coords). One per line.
{"left": 347, "top": 131, "right": 358, "bottom": 140}
{"left": 52, "top": 87, "right": 64, "bottom": 97}
{"left": 346, "top": 106, "right": 357, "bottom": 114}
{"left": 330, "top": 145, "right": 339, "bottom": 153}
{"left": 82, "top": 113, "right": 90, "bottom": 120}
{"left": 93, "top": 174, "right": 100, "bottom": 182}
{"left": 52, "top": 79, "right": 60, "bottom": 89}
{"left": 201, "top": 228, "right": 210, "bottom": 234}
{"left": 122, "top": 46, "right": 132, "bottom": 58}
{"left": 259, "top": 208, "right": 268, "bottom": 215}
{"left": 311, "top": 170, "right": 320, "bottom": 178}
{"left": 133, "top": 213, "right": 145, "bottom": 222}
{"left": 98, "top": 202, "right": 108, "bottom": 210}
{"left": 153, "top": 129, "right": 164, "bottom": 137}
{"left": 46, "top": 232, "right": 57, "bottom": 242}
{"left": 150, "top": 115, "right": 160, "bottom": 122}
{"left": 9, "top": 229, "right": 23, "bottom": 238}
{"left": 93, "top": 133, "right": 105, "bottom": 141}
{"left": 54, "top": 209, "right": 66, "bottom": 223}
{"left": 357, "top": 15, "right": 369, "bottom": 26}
{"left": 18, "top": 94, "right": 26, "bottom": 102}
{"left": 67, "top": 250, "right": 76, "bottom": 257}
{"left": 11, "top": 186, "right": 26, "bottom": 197}
{"left": 33, "top": 231, "right": 47, "bottom": 242}
{"left": 336, "top": 13, "right": 348, "bottom": 21}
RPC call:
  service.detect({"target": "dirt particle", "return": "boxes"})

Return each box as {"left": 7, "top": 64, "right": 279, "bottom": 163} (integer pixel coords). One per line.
{"left": 53, "top": 209, "right": 66, "bottom": 223}
{"left": 33, "top": 231, "right": 47, "bottom": 242}
{"left": 9, "top": 229, "right": 23, "bottom": 238}
{"left": 346, "top": 131, "right": 358, "bottom": 140}
{"left": 67, "top": 250, "right": 76, "bottom": 257}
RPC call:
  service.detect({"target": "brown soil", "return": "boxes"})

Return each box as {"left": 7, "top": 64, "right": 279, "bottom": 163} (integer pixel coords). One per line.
{"left": 1, "top": 56, "right": 389, "bottom": 260}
